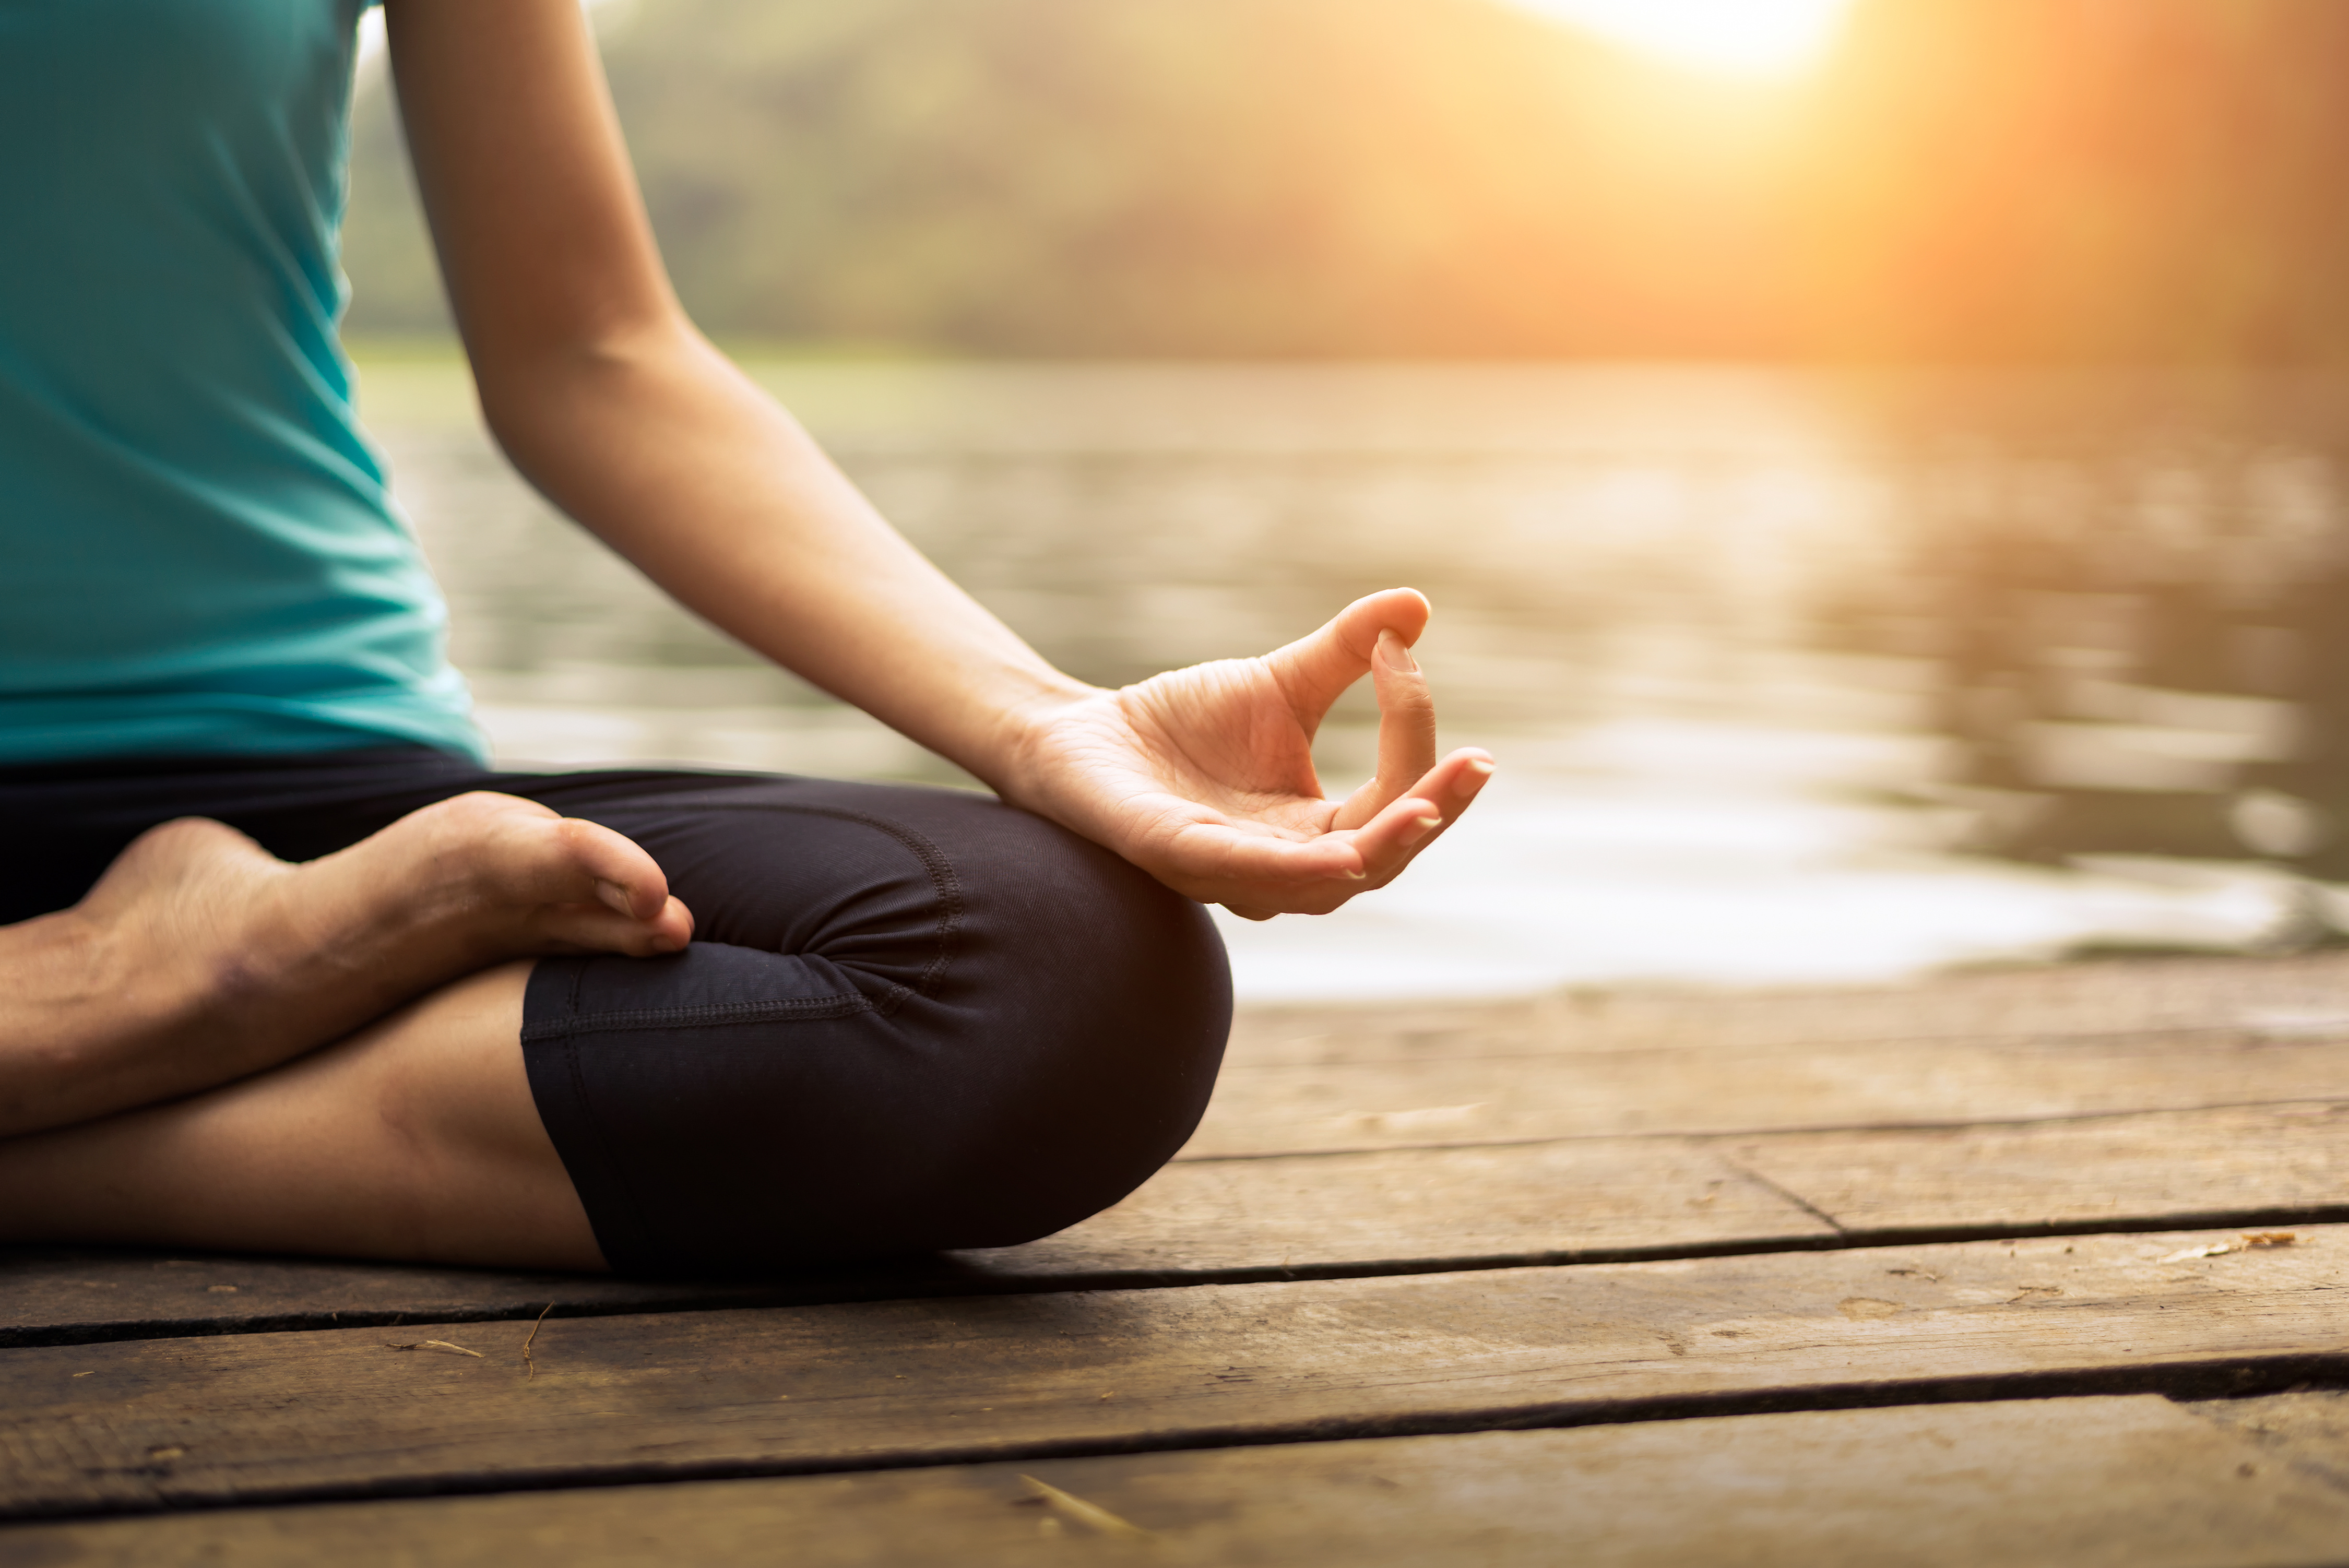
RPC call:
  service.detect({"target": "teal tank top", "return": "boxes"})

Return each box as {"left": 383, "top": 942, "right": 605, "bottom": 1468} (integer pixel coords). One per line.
{"left": 0, "top": 0, "right": 488, "bottom": 766}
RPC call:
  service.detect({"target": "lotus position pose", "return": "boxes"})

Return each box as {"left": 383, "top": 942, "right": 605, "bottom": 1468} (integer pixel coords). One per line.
{"left": 0, "top": 0, "right": 1488, "bottom": 1276}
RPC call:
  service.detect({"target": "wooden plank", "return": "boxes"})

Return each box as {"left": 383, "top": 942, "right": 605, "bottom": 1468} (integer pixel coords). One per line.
{"left": 955, "top": 1137, "right": 1827, "bottom": 1277}
{"left": 3, "top": 1226, "right": 2343, "bottom": 1518}
{"left": 1183, "top": 1033, "right": 2349, "bottom": 1156}
{"left": 6, "top": 1395, "right": 2346, "bottom": 1566}
{"left": 1735, "top": 1101, "right": 2349, "bottom": 1234}
{"left": 12, "top": 951, "right": 2344, "bottom": 1344}
{"left": 0, "top": 1251, "right": 789, "bottom": 1349}
{"left": 1226, "top": 949, "right": 2349, "bottom": 1067}
{"left": 2189, "top": 1387, "right": 2349, "bottom": 1499}
{"left": 0, "top": 1142, "right": 1829, "bottom": 1345}
{"left": 1000, "top": 1106, "right": 2349, "bottom": 1272}
{"left": 17, "top": 1098, "right": 2349, "bottom": 1344}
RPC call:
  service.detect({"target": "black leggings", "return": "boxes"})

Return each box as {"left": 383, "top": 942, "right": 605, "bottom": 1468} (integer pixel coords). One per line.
{"left": 1, "top": 747, "right": 1232, "bottom": 1277}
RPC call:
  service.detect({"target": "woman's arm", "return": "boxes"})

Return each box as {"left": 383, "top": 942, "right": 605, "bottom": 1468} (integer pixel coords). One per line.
{"left": 386, "top": 0, "right": 1489, "bottom": 916}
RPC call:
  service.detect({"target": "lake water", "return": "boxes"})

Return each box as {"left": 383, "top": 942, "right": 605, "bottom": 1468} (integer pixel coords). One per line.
{"left": 358, "top": 357, "right": 2349, "bottom": 1002}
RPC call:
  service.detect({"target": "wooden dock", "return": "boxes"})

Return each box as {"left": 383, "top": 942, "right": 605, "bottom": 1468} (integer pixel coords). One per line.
{"left": 7, "top": 951, "right": 2349, "bottom": 1564}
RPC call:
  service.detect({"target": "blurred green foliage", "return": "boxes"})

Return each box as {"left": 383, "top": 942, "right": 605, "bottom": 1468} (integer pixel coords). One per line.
{"left": 343, "top": 0, "right": 2349, "bottom": 359}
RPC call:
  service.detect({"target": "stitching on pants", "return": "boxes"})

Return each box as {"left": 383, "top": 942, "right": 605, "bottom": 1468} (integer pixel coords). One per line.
{"left": 521, "top": 993, "right": 874, "bottom": 1042}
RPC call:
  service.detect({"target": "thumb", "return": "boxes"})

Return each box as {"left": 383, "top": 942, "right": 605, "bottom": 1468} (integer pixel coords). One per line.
{"left": 1262, "top": 588, "right": 1431, "bottom": 729}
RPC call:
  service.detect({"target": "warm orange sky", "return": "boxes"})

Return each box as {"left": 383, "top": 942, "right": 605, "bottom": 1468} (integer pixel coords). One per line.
{"left": 1506, "top": 0, "right": 1856, "bottom": 78}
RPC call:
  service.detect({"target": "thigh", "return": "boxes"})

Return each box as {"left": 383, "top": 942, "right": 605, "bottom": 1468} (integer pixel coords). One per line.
{"left": 500, "top": 775, "right": 1234, "bottom": 1277}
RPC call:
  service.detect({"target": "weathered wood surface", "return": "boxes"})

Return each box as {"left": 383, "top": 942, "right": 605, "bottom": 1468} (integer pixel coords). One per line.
{"left": 1184, "top": 1030, "right": 2349, "bottom": 1155}
{"left": 1225, "top": 950, "right": 2349, "bottom": 1066}
{"left": 5, "top": 957, "right": 2345, "bottom": 1561}
{"left": 4, "top": 1227, "right": 2340, "bottom": 1518}
{"left": 13, "top": 1100, "right": 2347, "bottom": 1345}
{"left": 1736, "top": 1101, "right": 2349, "bottom": 1233}
{"left": 0, "top": 1252, "right": 779, "bottom": 1349}
{"left": 0, "top": 1143, "right": 1828, "bottom": 1346}
{"left": 984, "top": 1135, "right": 1827, "bottom": 1274}
{"left": 9, "top": 1395, "right": 2348, "bottom": 1567}
{"left": 2191, "top": 1387, "right": 2349, "bottom": 1499}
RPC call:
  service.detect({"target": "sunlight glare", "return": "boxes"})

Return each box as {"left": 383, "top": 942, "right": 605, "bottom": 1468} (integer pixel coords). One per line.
{"left": 356, "top": 6, "right": 387, "bottom": 70}
{"left": 1507, "top": 0, "right": 1855, "bottom": 79}
{"left": 355, "top": 0, "right": 620, "bottom": 78}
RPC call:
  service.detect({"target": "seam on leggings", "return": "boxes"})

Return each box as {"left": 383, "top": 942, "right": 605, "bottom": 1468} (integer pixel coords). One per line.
{"left": 602, "top": 797, "right": 966, "bottom": 1019}
{"left": 520, "top": 993, "right": 875, "bottom": 1042}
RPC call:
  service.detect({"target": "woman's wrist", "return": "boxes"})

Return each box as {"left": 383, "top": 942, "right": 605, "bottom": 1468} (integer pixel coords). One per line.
{"left": 981, "top": 676, "right": 1117, "bottom": 818}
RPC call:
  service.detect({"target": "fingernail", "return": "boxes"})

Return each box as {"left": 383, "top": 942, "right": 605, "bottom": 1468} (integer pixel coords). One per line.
{"left": 1335, "top": 866, "right": 1368, "bottom": 881}
{"left": 1404, "top": 813, "right": 1443, "bottom": 843}
{"left": 594, "top": 878, "right": 634, "bottom": 916}
{"left": 1466, "top": 756, "right": 1494, "bottom": 775}
{"left": 1379, "top": 629, "right": 1419, "bottom": 674}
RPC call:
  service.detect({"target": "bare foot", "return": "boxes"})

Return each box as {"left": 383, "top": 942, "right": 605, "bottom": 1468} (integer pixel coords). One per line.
{"left": 0, "top": 792, "right": 692, "bottom": 1138}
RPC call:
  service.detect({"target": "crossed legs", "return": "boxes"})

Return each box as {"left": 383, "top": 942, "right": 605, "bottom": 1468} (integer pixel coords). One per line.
{"left": 0, "top": 766, "right": 1233, "bottom": 1278}
{"left": 0, "top": 791, "right": 687, "bottom": 1268}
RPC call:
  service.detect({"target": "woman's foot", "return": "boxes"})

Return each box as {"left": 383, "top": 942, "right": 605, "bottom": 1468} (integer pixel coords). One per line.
{"left": 0, "top": 792, "right": 692, "bottom": 1138}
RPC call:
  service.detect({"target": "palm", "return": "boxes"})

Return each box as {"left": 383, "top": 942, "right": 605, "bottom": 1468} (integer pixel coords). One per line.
{"left": 1017, "top": 590, "right": 1492, "bottom": 919}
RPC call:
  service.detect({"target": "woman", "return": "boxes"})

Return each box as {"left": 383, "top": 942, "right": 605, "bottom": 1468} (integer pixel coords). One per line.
{"left": 0, "top": 0, "right": 1489, "bottom": 1276}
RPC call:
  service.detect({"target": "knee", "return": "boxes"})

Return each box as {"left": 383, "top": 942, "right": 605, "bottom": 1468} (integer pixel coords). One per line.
{"left": 905, "top": 809, "right": 1233, "bottom": 1250}
{"left": 527, "top": 783, "right": 1233, "bottom": 1273}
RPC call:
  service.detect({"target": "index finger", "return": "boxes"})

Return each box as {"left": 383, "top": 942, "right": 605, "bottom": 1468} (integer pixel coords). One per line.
{"left": 1332, "top": 627, "right": 1438, "bottom": 831}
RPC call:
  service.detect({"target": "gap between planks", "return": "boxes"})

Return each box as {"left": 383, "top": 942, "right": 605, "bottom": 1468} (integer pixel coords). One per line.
{"left": 10, "top": 1393, "right": 2349, "bottom": 1567}
{"left": 9, "top": 1099, "right": 2347, "bottom": 1346}
{"left": 4, "top": 1225, "right": 2344, "bottom": 1521}
{"left": 12, "top": 950, "right": 2346, "bottom": 1348}
{"left": 14, "top": 1205, "right": 2349, "bottom": 1352}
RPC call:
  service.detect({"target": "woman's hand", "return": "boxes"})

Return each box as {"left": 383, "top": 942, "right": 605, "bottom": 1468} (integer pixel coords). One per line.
{"left": 1005, "top": 589, "right": 1493, "bottom": 919}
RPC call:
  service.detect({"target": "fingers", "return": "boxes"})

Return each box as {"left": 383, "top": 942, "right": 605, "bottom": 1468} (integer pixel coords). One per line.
{"left": 1141, "top": 747, "right": 1494, "bottom": 917}
{"left": 1262, "top": 587, "right": 1431, "bottom": 730}
{"left": 1338, "top": 767, "right": 1473, "bottom": 874}
{"left": 1157, "top": 816, "right": 1368, "bottom": 893}
{"left": 1331, "top": 627, "right": 1439, "bottom": 831}
{"left": 1296, "top": 747, "right": 1493, "bottom": 894}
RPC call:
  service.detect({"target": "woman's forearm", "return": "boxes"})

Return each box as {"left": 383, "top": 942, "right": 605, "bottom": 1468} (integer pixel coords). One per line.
{"left": 389, "top": 0, "right": 1087, "bottom": 802}
{"left": 388, "top": 0, "right": 1489, "bottom": 919}
{"left": 477, "top": 321, "right": 1094, "bottom": 799}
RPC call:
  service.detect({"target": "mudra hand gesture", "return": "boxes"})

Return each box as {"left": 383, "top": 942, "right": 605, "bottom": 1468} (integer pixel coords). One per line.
{"left": 1010, "top": 588, "right": 1493, "bottom": 920}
